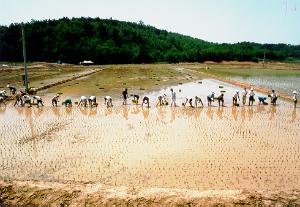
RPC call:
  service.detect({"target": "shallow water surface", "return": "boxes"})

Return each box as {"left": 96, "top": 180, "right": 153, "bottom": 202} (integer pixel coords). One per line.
{"left": 0, "top": 103, "right": 299, "bottom": 192}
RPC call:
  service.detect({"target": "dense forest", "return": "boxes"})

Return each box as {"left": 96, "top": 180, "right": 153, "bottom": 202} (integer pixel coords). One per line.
{"left": 0, "top": 17, "right": 299, "bottom": 64}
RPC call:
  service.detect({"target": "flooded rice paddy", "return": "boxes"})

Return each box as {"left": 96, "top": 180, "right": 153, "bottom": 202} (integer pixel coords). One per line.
{"left": 0, "top": 102, "right": 299, "bottom": 192}
{"left": 226, "top": 75, "right": 300, "bottom": 95}
{"left": 1, "top": 77, "right": 300, "bottom": 193}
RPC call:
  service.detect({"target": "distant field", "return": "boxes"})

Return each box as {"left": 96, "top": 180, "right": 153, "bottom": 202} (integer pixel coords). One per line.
{"left": 184, "top": 62, "right": 300, "bottom": 96}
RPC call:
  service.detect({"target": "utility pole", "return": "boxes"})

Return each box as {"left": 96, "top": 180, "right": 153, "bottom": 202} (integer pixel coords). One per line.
{"left": 263, "top": 51, "right": 266, "bottom": 68}
{"left": 21, "top": 23, "right": 29, "bottom": 92}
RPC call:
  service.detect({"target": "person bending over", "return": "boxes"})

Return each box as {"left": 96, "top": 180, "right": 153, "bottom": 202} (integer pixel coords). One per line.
{"left": 258, "top": 96, "right": 268, "bottom": 105}
{"left": 195, "top": 96, "right": 203, "bottom": 107}
{"left": 104, "top": 96, "right": 113, "bottom": 107}
{"left": 88, "top": 96, "right": 97, "bottom": 107}
{"left": 183, "top": 96, "right": 193, "bottom": 107}
{"left": 142, "top": 96, "right": 150, "bottom": 108}
{"left": 217, "top": 93, "right": 224, "bottom": 107}
{"left": 78, "top": 96, "right": 88, "bottom": 107}
{"left": 207, "top": 92, "right": 215, "bottom": 106}
{"left": 22, "top": 94, "right": 32, "bottom": 107}
{"left": 52, "top": 94, "right": 60, "bottom": 107}
{"left": 33, "top": 96, "right": 44, "bottom": 107}
{"left": 232, "top": 91, "right": 240, "bottom": 106}
{"left": 63, "top": 97, "right": 72, "bottom": 107}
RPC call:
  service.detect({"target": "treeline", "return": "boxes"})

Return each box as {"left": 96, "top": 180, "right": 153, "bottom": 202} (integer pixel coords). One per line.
{"left": 0, "top": 17, "right": 299, "bottom": 64}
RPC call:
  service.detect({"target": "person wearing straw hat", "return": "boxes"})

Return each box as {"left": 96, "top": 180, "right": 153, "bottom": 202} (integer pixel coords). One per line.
{"left": 270, "top": 89, "right": 278, "bottom": 105}
{"left": 293, "top": 91, "right": 298, "bottom": 108}
{"left": 6, "top": 84, "right": 17, "bottom": 95}
{"left": 248, "top": 88, "right": 255, "bottom": 106}
{"left": 52, "top": 94, "right": 60, "bottom": 107}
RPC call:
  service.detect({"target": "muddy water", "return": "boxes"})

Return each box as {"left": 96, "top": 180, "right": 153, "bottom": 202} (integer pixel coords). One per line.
{"left": 225, "top": 75, "right": 300, "bottom": 95}
{"left": 0, "top": 101, "right": 299, "bottom": 192}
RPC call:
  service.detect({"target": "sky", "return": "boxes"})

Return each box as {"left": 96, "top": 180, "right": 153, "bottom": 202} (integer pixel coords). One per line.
{"left": 1, "top": 0, "right": 299, "bottom": 44}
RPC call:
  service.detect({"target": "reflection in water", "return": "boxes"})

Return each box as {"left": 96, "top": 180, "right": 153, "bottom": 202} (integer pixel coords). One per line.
{"left": 79, "top": 107, "right": 88, "bottom": 116}
{"left": 65, "top": 107, "right": 72, "bottom": 114}
{"left": 131, "top": 106, "right": 140, "bottom": 115}
{"left": 0, "top": 106, "right": 6, "bottom": 114}
{"left": 247, "top": 106, "right": 254, "bottom": 120}
{"left": 89, "top": 108, "right": 97, "bottom": 116}
{"left": 231, "top": 107, "right": 238, "bottom": 121}
{"left": 257, "top": 105, "right": 266, "bottom": 113}
{"left": 24, "top": 107, "right": 37, "bottom": 158}
{"left": 0, "top": 103, "right": 299, "bottom": 192}
{"left": 142, "top": 107, "right": 150, "bottom": 119}
{"left": 52, "top": 107, "right": 60, "bottom": 116}
{"left": 122, "top": 106, "right": 129, "bottom": 120}
{"left": 291, "top": 108, "right": 297, "bottom": 123}
{"left": 206, "top": 107, "right": 213, "bottom": 120}
{"left": 105, "top": 107, "right": 113, "bottom": 116}
{"left": 34, "top": 107, "right": 44, "bottom": 117}
{"left": 241, "top": 107, "right": 246, "bottom": 123}
{"left": 216, "top": 107, "right": 224, "bottom": 120}
{"left": 269, "top": 105, "right": 277, "bottom": 120}
{"left": 170, "top": 107, "right": 176, "bottom": 122}
{"left": 157, "top": 106, "right": 167, "bottom": 121}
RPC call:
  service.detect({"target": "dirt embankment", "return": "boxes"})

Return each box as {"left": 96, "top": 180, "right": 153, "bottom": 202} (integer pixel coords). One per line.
{"left": 0, "top": 181, "right": 299, "bottom": 206}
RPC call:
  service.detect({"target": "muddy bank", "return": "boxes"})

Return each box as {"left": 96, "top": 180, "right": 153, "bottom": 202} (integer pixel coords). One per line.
{"left": 36, "top": 68, "right": 107, "bottom": 92}
{"left": 0, "top": 180, "right": 299, "bottom": 206}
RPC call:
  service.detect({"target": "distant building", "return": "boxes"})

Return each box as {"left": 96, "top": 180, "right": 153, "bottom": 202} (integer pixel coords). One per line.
{"left": 79, "top": 60, "right": 94, "bottom": 66}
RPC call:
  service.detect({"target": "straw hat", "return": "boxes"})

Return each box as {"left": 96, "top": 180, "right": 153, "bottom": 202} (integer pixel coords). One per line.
{"left": 250, "top": 88, "right": 254, "bottom": 91}
{"left": 293, "top": 91, "right": 298, "bottom": 94}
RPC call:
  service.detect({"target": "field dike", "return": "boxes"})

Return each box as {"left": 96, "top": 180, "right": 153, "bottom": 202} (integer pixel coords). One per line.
{"left": 0, "top": 180, "right": 300, "bottom": 206}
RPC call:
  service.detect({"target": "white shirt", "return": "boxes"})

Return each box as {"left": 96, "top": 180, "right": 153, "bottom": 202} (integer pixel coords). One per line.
{"left": 80, "top": 96, "right": 87, "bottom": 101}
{"left": 23, "top": 95, "right": 31, "bottom": 102}
{"left": 105, "top": 96, "right": 112, "bottom": 100}
{"left": 242, "top": 90, "right": 247, "bottom": 97}
{"left": 233, "top": 93, "right": 239, "bottom": 99}
{"left": 271, "top": 92, "right": 277, "bottom": 98}
{"left": 33, "top": 96, "right": 41, "bottom": 100}
{"left": 90, "top": 96, "right": 96, "bottom": 100}
{"left": 249, "top": 91, "right": 255, "bottom": 97}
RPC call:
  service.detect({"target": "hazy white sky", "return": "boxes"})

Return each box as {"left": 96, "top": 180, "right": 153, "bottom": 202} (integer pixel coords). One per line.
{"left": 1, "top": 0, "right": 299, "bottom": 44}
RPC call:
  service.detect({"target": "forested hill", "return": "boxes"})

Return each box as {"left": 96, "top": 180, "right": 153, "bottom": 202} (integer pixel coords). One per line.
{"left": 0, "top": 17, "right": 299, "bottom": 64}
